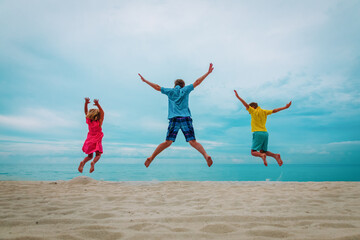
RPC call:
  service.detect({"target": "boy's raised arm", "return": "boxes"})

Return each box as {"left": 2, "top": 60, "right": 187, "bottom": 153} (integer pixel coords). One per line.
{"left": 84, "top": 97, "right": 90, "bottom": 115}
{"left": 138, "top": 73, "right": 161, "bottom": 91}
{"left": 193, "top": 63, "right": 214, "bottom": 88}
{"left": 234, "top": 90, "right": 249, "bottom": 109}
{"left": 272, "top": 101, "right": 292, "bottom": 113}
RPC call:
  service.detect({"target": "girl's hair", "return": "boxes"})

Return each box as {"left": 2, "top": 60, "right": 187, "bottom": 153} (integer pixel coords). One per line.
{"left": 86, "top": 109, "right": 100, "bottom": 121}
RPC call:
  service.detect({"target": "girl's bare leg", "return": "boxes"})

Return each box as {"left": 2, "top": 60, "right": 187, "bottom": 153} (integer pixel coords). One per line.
{"left": 145, "top": 140, "right": 173, "bottom": 168}
{"left": 189, "top": 140, "right": 213, "bottom": 167}
{"left": 78, "top": 153, "right": 93, "bottom": 173}
{"left": 90, "top": 151, "right": 101, "bottom": 173}
{"left": 251, "top": 150, "right": 267, "bottom": 166}
{"left": 262, "top": 150, "right": 283, "bottom": 166}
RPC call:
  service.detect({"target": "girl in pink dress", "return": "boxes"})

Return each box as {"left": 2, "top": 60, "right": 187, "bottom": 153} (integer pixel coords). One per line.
{"left": 78, "top": 98, "right": 104, "bottom": 173}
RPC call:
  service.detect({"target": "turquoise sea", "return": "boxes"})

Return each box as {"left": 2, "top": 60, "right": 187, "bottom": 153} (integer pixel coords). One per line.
{"left": 0, "top": 163, "right": 359, "bottom": 181}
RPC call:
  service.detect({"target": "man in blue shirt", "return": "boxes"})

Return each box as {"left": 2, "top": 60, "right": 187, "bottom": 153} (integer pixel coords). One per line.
{"left": 139, "top": 63, "right": 214, "bottom": 168}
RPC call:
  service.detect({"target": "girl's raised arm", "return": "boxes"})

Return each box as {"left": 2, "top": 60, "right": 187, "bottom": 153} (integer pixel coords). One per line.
{"left": 84, "top": 97, "right": 90, "bottom": 115}
{"left": 93, "top": 99, "right": 104, "bottom": 126}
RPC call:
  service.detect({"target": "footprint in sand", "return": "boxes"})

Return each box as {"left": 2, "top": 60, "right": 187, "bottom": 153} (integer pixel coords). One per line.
{"left": 247, "top": 229, "right": 290, "bottom": 238}
{"left": 201, "top": 224, "right": 236, "bottom": 234}
{"left": 171, "top": 227, "right": 190, "bottom": 232}
{"left": 91, "top": 213, "right": 115, "bottom": 219}
{"left": 79, "top": 229, "right": 123, "bottom": 239}
{"left": 128, "top": 223, "right": 183, "bottom": 233}
{"left": 331, "top": 235, "right": 360, "bottom": 240}
{"left": 316, "top": 223, "right": 356, "bottom": 228}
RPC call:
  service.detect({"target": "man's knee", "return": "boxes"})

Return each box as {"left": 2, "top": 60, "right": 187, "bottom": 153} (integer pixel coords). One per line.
{"left": 189, "top": 140, "right": 197, "bottom": 146}
{"left": 164, "top": 140, "right": 173, "bottom": 147}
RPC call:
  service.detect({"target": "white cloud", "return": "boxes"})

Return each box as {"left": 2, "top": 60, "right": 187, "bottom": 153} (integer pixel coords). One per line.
{"left": 288, "top": 141, "right": 360, "bottom": 155}
{"left": 0, "top": 137, "right": 81, "bottom": 156}
{"left": 231, "top": 158, "right": 246, "bottom": 164}
{"left": 327, "top": 141, "right": 360, "bottom": 146}
{"left": 0, "top": 108, "right": 78, "bottom": 132}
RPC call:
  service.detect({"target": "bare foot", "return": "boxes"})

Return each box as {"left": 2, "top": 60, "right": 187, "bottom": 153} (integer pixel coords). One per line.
{"left": 275, "top": 154, "right": 283, "bottom": 166}
{"left": 90, "top": 161, "right": 95, "bottom": 173}
{"left": 144, "top": 158, "right": 152, "bottom": 168}
{"left": 261, "top": 153, "right": 268, "bottom": 166}
{"left": 206, "top": 155, "right": 213, "bottom": 167}
{"left": 78, "top": 161, "right": 85, "bottom": 173}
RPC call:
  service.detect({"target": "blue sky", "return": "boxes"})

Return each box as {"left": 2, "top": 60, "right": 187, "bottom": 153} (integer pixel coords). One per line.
{"left": 0, "top": 0, "right": 359, "bottom": 165}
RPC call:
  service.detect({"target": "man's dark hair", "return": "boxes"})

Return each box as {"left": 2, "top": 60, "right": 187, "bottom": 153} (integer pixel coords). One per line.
{"left": 174, "top": 79, "right": 185, "bottom": 88}
{"left": 249, "top": 102, "right": 258, "bottom": 109}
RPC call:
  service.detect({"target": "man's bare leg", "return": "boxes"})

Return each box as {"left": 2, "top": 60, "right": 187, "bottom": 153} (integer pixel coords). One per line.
{"left": 90, "top": 152, "right": 101, "bottom": 173}
{"left": 262, "top": 150, "right": 283, "bottom": 166}
{"left": 189, "top": 140, "right": 213, "bottom": 167}
{"left": 145, "top": 140, "right": 173, "bottom": 168}
{"left": 78, "top": 153, "right": 93, "bottom": 173}
{"left": 251, "top": 150, "right": 267, "bottom": 166}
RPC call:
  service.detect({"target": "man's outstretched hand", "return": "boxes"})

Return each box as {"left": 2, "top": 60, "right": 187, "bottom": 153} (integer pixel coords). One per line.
{"left": 285, "top": 101, "right": 292, "bottom": 109}
{"left": 208, "top": 63, "right": 214, "bottom": 74}
{"left": 234, "top": 90, "right": 239, "bottom": 96}
{"left": 138, "top": 73, "right": 146, "bottom": 82}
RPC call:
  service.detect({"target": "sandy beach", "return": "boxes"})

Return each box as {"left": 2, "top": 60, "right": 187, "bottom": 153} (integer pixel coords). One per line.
{"left": 0, "top": 177, "right": 359, "bottom": 240}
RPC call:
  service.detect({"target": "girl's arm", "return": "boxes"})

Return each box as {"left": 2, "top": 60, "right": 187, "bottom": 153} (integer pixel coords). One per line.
{"left": 193, "top": 63, "right": 214, "bottom": 88}
{"left": 84, "top": 97, "right": 90, "bottom": 115}
{"left": 93, "top": 99, "right": 105, "bottom": 126}
{"left": 234, "top": 90, "right": 249, "bottom": 109}
{"left": 138, "top": 73, "right": 161, "bottom": 91}
{"left": 272, "top": 101, "right": 292, "bottom": 113}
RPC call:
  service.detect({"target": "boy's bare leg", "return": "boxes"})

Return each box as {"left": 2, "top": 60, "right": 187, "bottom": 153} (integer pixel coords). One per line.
{"left": 262, "top": 151, "right": 283, "bottom": 166}
{"left": 251, "top": 150, "right": 267, "bottom": 166}
{"left": 189, "top": 140, "right": 213, "bottom": 167}
{"left": 145, "top": 140, "right": 173, "bottom": 168}
{"left": 90, "top": 152, "right": 101, "bottom": 173}
{"left": 78, "top": 153, "right": 93, "bottom": 173}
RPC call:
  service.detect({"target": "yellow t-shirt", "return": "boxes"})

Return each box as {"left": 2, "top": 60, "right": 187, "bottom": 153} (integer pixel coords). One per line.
{"left": 247, "top": 106, "right": 273, "bottom": 132}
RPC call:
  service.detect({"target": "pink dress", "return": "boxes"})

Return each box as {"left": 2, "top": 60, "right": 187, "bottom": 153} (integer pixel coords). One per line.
{"left": 82, "top": 118, "right": 104, "bottom": 154}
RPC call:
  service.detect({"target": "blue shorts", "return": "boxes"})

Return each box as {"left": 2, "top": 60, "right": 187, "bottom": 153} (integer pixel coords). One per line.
{"left": 251, "top": 131, "right": 269, "bottom": 152}
{"left": 166, "top": 117, "right": 196, "bottom": 142}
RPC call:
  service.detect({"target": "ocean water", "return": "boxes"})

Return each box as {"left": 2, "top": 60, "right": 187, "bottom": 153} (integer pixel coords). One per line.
{"left": 0, "top": 163, "right": 359, "bottom": 181}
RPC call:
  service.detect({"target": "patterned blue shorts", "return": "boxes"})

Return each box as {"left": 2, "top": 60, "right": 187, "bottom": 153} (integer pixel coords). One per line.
{"left": 166, "top": 117, "right": 196, "bottom": 142}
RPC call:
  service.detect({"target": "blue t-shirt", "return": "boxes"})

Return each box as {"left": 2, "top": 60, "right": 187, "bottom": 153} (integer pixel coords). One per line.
{"left": 161, "top": 84, "right": 194, "bottom": 119}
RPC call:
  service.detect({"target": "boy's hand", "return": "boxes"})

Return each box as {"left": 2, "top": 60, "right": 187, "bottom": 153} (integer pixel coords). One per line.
{"left": 138, "top": 73, "right": 146, "bottom": 82}
{"left": 285, "top": 101, "right": 292, "bottom": 108}
{"left": 85, "top": 97, "right": 90, "bottom": 104}
{"left": 208, "top": 63, "right": 214, "bottom": 74}
{"left": 93, "top": 99, "right": 99, "bottom": 106}
{"left": 234, "top": 90, "right": 239, "bottom": 97}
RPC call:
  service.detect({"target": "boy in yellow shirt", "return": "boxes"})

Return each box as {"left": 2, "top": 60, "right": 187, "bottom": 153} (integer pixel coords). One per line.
{"left": 234, "top": 90, "right": 291, "bottom": 166}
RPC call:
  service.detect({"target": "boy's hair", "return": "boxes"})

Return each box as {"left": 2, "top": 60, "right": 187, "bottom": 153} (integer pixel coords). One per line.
{"left": 86, "top": 109, "right": 100, "bottom": 121}
{"left": 174, "top": 79, "right": 185, "bottom": 88}
{"left": 249, "top": 102, "right": 258, "bottom": 109}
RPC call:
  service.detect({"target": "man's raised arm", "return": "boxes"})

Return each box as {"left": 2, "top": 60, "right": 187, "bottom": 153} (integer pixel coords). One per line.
{"left": 138, "top": 73, "right": 161, "bottom": 91}
{"left": 234, "top": 90, "right": 249, "bottom": 109}
{"left": 193, "top": 63, "right": 214, "bottom": 88}
{"left": 272, "top": 101, "right": 292, "bottom": 113}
